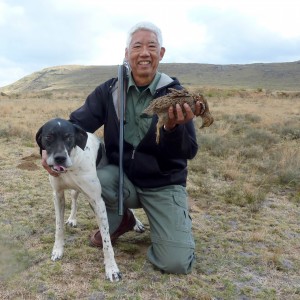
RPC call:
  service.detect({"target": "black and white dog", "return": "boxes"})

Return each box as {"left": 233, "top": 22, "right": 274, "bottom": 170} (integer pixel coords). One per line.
{"left": 36, "top": 118, "right": 143, "bottom": 281}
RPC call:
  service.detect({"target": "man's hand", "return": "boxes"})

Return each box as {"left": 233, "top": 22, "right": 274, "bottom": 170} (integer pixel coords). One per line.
{"left": 164, "top": 101, "right": 204, "bottom": 131}
{"left": 42, "top": 150, "right": 60, "bottom": 177}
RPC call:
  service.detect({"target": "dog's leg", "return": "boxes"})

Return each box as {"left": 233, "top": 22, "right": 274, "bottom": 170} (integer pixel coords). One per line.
{"left": 66, "top": 190, "right": 79, "bottom": 227}
{"left": 131, "top": 209, "right": 145, "bottom": 233}
{"left": 82, "top": 180, "right": 121, "bottom": 282}
{"left": 51, "top": 190, "right": 66, "bottom": 261}
{"left": 93, "top": 195, "right": 121, "bottom": 281}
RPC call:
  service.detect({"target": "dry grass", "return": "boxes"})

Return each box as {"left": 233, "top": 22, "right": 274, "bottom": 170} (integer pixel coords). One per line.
{"left": 0, "top": 90, "right": 300, "bottom": 299}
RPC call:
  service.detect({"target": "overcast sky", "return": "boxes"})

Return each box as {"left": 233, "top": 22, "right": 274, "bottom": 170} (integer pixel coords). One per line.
{"left": 1, "top": 0, "right": 300, "bottom": 87}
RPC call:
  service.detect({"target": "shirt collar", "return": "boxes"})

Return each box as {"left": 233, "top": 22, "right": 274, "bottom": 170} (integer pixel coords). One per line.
{"left": 127, "top": 72, "right": 161, "bottom": 96}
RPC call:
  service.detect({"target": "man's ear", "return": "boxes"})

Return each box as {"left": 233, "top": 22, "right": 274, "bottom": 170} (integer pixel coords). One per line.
{"left": 73, "top": 124, "right": 88, "bottom": 150}
{"left": 159, "top": 47, "right": 165, "bottom": 61}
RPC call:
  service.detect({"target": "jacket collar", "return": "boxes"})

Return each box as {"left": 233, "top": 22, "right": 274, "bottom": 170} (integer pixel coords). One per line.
{"left": 155, "top": 73, "right": 174, "bottom": 90}
{"left": 112, "top": 72, "right": 175, "bottom": 119}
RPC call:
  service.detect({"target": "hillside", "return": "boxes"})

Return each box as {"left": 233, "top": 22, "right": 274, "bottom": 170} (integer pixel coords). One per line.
{"left": 1, "top": 61, "right": 300, "bottom": 94}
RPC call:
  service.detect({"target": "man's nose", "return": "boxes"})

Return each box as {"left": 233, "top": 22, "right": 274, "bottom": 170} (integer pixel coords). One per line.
{"left": 140, "top": 46, "right": 150, "bottom": 55}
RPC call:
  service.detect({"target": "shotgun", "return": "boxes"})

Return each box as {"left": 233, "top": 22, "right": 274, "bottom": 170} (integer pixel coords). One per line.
{"left": 117, "top": 61, "right": 129, "bottom": 216}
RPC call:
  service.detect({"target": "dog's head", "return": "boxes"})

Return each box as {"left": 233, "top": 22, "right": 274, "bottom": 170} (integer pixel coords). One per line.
{"left": 36, "top": 118, "right": 88, "bottom": 172}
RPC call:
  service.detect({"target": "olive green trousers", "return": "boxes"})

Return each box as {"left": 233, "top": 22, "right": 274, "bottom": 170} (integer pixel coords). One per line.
{"left": 97, "top": 164, "right": 195, "bottom": 274}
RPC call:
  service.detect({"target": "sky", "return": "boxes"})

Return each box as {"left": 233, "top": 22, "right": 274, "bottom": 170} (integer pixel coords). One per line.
{"left": 1, "top": 0, "right": 300, "bottom": 87}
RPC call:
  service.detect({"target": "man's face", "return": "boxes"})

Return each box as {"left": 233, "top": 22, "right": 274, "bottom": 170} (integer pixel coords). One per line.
{"left": 125, "top": 30, "right": 165, "bottom": 86}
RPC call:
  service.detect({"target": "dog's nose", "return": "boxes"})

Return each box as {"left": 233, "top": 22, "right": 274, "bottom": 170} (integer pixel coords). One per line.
{"left": 54, "top": 155, "right": 67, "bottom": 164}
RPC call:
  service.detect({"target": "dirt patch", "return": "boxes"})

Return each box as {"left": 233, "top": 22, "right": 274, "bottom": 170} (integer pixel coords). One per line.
{"left": 17, "top": 161, "right": 39, "bottom": 171}
{"left": 16, "top": 153, "right": 41, "bottom": 171}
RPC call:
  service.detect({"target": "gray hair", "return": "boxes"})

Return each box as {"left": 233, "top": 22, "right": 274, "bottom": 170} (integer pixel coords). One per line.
{"left": 126, "top": 22, "right": 163, "bottom": 48}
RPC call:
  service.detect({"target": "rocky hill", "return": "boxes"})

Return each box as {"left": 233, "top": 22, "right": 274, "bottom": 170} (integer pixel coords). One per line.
{"left": 1, "top": 61, "right": 300, "bottom": 94}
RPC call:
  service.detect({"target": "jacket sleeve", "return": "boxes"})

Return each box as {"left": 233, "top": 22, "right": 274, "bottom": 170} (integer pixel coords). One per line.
{"left": 159, "top": 121, "right": 199, "bottom": 159}
{"left": 69, "top": 79, "right": 113, "bottom": 133}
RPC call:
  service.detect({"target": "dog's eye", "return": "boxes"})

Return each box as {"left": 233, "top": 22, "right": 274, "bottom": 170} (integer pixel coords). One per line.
{"left": 65, "top": 135, "right": 73, "bottom": 142}
{"left": 45, "top": 135, "right": 54, "bottom": 143}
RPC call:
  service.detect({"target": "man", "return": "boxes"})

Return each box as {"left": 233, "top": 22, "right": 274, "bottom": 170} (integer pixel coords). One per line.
{"left": 42, "top": 21, "right": 203, "bottom": 274}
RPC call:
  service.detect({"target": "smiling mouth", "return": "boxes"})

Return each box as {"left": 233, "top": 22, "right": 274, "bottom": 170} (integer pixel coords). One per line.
{"left": 138, "top": 61, "right": 151, "bottom": 65}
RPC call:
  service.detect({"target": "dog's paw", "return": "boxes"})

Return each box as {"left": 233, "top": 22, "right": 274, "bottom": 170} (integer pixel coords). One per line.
{"left": 134, "top": 219, "right": 145, "bottom": 233}
{"left": 106, "top": 269, "right": 122, "bottom": 282}
{"left": 104, "top": 260, "right": 122, "bottom": 282}
{"left": 51, "top": 247, "right": 64, "bottom": 261}
{"left": 65, "top": 218, "right": 77, "bottom": 227}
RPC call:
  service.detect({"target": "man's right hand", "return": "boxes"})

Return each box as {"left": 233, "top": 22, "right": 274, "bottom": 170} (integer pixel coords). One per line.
{"left": 42, "top": 150, "right": 60, "bottom": 177}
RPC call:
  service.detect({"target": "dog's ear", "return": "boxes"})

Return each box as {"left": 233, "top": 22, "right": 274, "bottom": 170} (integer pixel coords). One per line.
{"left": 35, "top": 126, "right": 45, "bottom": 155}
{"left": 73, "top": 124, "right": 88, "bottom": 150}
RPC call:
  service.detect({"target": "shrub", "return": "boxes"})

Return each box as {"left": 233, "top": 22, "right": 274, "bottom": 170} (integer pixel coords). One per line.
{"left": 268, "top": 146, "right": 300, "bottom": 188}
{"left": 222, "top": 113, "right": 261, "bottom": 125}
{"left": 243, "top": 128, "right": 279, "bottom": 149}
{"left": 221, "top": 183, "right": 266, "bottom": 212}
{"left": 199, "top": 134, "right": 230, "bottom": 157}
{"left": 280, "top": 123, "right": 300, "bottom": 140}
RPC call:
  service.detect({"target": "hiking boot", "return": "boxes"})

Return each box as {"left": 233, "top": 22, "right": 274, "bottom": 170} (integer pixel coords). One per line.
{"left": 90, "top": 208, "right": 136, "bottom": 247}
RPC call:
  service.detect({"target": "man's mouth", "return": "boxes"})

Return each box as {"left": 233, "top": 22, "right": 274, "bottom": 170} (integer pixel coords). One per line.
{"left": 50, "top": 165, "right": 67, "bottom": 173}
{"left": 138, "top": 61, "right": 151, "bottom": 65}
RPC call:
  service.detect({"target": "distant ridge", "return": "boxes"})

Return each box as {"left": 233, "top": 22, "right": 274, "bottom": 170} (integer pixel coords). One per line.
{"left": 1, "top": 61, "right": 300, "bottom": 93}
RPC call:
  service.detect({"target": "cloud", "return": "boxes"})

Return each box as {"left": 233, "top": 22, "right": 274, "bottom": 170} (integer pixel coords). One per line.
{"left": 165, "top": 4, "right": 300, "bottom": 64}
{"left": 0, "top": 0, "right": 299, "bottom": 87}
{"left": 0, "top": 57, "right": 28, "bottom": 86}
